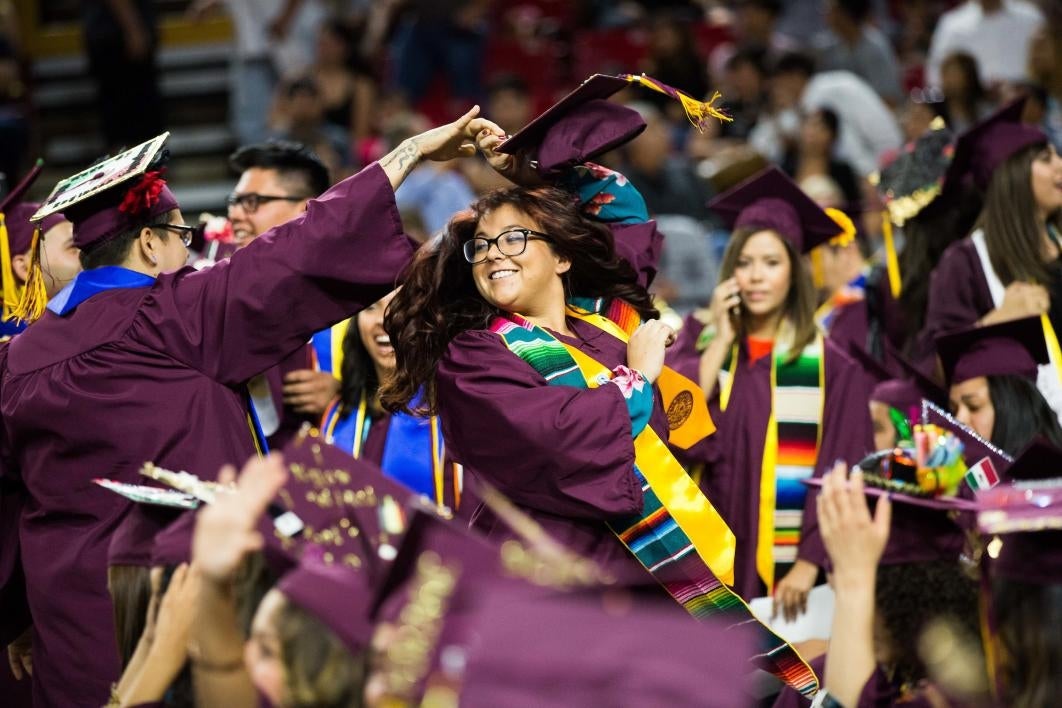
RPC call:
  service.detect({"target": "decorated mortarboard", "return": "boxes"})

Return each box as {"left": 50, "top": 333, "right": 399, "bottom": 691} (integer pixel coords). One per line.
{"left": 873, "top": 117, "right": 955, "bottom": 227}
{"left": 945, "top": 98, "right": 1047, "bottom": 193}
{"left": 936, "top": 316, "right": 1049, "bottom": 387}
{"left": 978, "top": 476, "right": 1062, "bottom": 585}
{"left": 262, "top": 430, "right": 415, "bottom": 583}
{"left": 454, "top": 584, "right": 755, "bottom": 707}
{"left": 14, "top": 134, "right": 176, "bottom": 322}
{"left": 108, "top": 502, "right": 184, "bottom": 567}
{"left": 496, "top": 73, "right": 730, "bottom": 176}
{"left": 921, "top": 400, "right": 1013, "bottom": 486}
{"left": 708, "top": 166, "right": 842, "bottom": 253}
{"left": 276, "top": 544, "right": 376, "bottom": 656}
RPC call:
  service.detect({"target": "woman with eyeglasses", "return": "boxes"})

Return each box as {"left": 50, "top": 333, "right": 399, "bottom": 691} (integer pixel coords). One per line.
{"left": 320, "top": 287, "right": 464, "bottom": 511}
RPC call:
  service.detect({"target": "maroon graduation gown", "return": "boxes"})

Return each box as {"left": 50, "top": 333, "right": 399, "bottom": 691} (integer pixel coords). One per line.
{"left": 0, "top": 163, "right": 412, "bottom": 707}
{"left": 433, "top": 219, "right": 664, "bottom": 570}
{"left": 924, "top": 238, "right": 994, "bottom": 346}
{"left": 666, "top": 318, "right": 874, "bottom": 600}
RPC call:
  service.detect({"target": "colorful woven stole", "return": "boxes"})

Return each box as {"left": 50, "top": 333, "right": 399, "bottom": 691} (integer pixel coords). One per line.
{"left": 719, "top": 331, "right": 825, "bottom": 591}
{"left": 322, "top": 392, "right": 461, "bottom": 509}
{"left": 491, "top": 299, "right": 817, "bottom": 697}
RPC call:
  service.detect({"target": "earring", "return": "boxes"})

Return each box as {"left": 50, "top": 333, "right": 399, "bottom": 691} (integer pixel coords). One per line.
{"left": 150, "top": 256, "right": 158, "bottom": 265}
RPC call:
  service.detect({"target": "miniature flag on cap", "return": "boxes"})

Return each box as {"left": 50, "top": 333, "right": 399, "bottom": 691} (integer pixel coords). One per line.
{"left": 964, "top": 456, "right": 1000, "bottom": 492}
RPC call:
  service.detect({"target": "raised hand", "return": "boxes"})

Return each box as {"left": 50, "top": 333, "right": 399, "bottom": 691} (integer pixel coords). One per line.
{"left": 192, "top": 454, "right": 287, "bottom": 583}
{"left": 380, "top": 106, "right": 485, "bottom": 190}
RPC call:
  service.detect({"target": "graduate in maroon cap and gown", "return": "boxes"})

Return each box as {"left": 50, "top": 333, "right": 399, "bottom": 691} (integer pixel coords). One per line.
{"left": 667, "top": 166, "right": 873, "bottom": 614}
{"left": 0, "top": 111, "right": 486, "bottom": 706}
{"left": 925, "top": 100, "right": 1062, "bottom": 411}
{"left": 935, "top": 317, "right": 1062, "bottom": 461}
{"left": 383, "top": 77, "right": 821, "bottom": 697}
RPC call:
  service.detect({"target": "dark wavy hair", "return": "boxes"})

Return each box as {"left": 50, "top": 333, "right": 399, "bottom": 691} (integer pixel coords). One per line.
{"left": 875, "top": 560, "right": 980, "bottom": 688}
{"left": 987, "top": 375, "right": 1062, "bottom": 455}
{"left": 380, "top": 186, "right": 658, "bottom": 415}
{"left": 338, "top": 317, "right": 378, "bottom": 417}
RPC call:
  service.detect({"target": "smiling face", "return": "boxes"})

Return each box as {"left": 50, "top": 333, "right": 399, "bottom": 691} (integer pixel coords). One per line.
{"left": 1030, "top": 143, "right": 1062, "bottom": 218}
{"left": 733, "top": 229, "right": 793, "bottom": 322}
{"left": 949, "top": 376, "right": 995, "bottom": 441}
{"left": 357, "top": 289, "right": 399, "bottom": 376}
{"left": 469, "top": 204, "right": 570, "bottom": 317}
{"left": 228, "top": 168, "right": 309, "bottom": 247}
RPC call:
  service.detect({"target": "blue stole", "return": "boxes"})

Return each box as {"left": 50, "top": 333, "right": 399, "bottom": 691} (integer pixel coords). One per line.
{"left": 324, "top": 390, "right": 442, "bottom": 502}
{"left": 46, "top": 266, "right": 271, "bottom": 453}
{"left": 0, "top": 318, "right": 27, "bottom": 339}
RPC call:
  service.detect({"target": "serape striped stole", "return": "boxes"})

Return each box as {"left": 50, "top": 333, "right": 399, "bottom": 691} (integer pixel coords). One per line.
{"left": 720, "top": 334, "right": 824, "bottom": 591}
{"left": 491, "top": 299, "right": 817, "bottom": 697}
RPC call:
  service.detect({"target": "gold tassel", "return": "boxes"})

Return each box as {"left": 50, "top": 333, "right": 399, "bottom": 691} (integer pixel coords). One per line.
{"left": 10, "top": 224, "right": 47, "bottom": 324}
{"left": 824, "top": 207, "right": 857, "bottom": 248}
{"left": 621, "top": 74, "right": 733, "bottom": 131}
{"left": 810, "top": 247, "right": 825, "bottom": 289}
{"left": 881, "top": 211, "right": 902, "bottom": 299}
{"left": 0, "top": 215, "right": 22, "bottom": 321}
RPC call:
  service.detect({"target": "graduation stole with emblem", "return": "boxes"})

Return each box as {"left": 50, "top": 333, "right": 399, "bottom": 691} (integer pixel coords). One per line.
{"left": 321, "top": 392, "right": 462, "bottom": 509}
{"left": 491, "top": 296, "right": 819, "bottom": 698}
{"left": 717, "top": 324, "right": 825, "bottom": 591}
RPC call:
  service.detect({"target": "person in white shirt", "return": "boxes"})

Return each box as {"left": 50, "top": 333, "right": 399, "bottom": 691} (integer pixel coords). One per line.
{"left": 926, "top": 0, "right": 1044, "bottom": 90}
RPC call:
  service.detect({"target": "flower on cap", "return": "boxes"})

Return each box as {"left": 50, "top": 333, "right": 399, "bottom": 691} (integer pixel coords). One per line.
{"left": 119, "top": 170, "right": 167, "bottom": 216}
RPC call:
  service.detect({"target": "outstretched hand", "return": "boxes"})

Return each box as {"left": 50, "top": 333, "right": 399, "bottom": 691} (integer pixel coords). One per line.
{"left": 818, "top": 462, "right": 891, "bottom": 581}
{"left": 472, "top": 123, "right": 545, "bottom": 187}
{"left": 381, "top": 106, "right": 487, "bottom": 189}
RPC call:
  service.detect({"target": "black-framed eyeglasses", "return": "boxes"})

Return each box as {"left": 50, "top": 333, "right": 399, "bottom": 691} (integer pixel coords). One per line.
{"left": 147, "top": 223, "right": 199, "bottom": 248}
{"left": 462, "top": 228, "right": 549, "bottom": 264}
{"left": 226, "top": 192, "right": 308, "bottom": 214}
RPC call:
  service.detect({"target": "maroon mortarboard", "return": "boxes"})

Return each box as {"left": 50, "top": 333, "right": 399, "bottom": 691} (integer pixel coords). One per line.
{"left": 998, "top": 438, "right": 1062, "bottom": 483}
{"left": 845, "top": 345, "right": 925, "bottom": 414}
{"left": 151, "top": 511, "right": 196, "bottom": 567}
{"left": 708, "top": 166, "right": 842, "bottom": 253}
{"left": 108, "top": 503, "right": 184, "bottom": 567}
{"left": 978, "top": 478, "right": 1062, "bottom": 585}
{"left": 276, "top": 544, "right": 376, "bottom": 656}
{"left": 936, "top": 316, "right": 1049, "bottom": 387}
{"left": 496, "top": 74, "right": 646, "bottom": 177}
{"left": 945, "top": 98, "right": 1047, "bottom": 193}
{"left": 455, "top": 585, "right": 755, "bottom": 707}
{"left": 261, "top": 434, "right": 415, "bottom": 582}
{"left": 33, "top": 133, "right": 178, "bottom": 251}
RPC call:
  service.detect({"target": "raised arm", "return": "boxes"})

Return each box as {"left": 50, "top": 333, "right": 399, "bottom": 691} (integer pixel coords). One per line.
{"left": 140, "top": 109, "right": 493, "bottom": 386}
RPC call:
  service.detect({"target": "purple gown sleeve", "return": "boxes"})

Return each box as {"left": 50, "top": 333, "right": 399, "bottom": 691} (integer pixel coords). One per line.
{"left": 923, "top": 239, "right": 993, "bottom": 345}
{"left": 436, "top": 330, "right": 643, "bottom": 521}
{"left": 137, "top": 163, "right": 414, "bottom": 386}
{"left": 798, "top": 341, "right": 875, "bottom": 566}
{"left": 0, "top": 344, "right": 30, "bottom": 646}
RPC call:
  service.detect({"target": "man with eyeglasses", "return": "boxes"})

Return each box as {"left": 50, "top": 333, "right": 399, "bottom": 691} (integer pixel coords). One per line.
{"left": 225, "top": 141, "right": 341, "bottom": 446}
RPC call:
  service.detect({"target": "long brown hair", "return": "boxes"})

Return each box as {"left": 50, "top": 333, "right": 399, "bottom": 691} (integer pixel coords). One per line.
{"left": 980, "top": 142, "right": 1058, "bottom": 286}
{"left": 717, "top": 226, "right": 817, "bottom": 362}
{"left": 380, "top": 186, "right": 658, "bottom": 414}
{"left": 107, "top": 564, "right": 151, "bottom": 669}
{"left": 277, "top": 599, "right": 368, "bottom": 708}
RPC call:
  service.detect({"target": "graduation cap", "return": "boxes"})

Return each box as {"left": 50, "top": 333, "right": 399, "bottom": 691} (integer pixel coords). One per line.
{"left": 496, "top": 73, "right": 730, "bottom": 177}
{"left": 936, "top": 316, "right": 1049, "bottom": 387}
{"left": 275, "top": 544, "right": 376, "bottom": 656}
{"left": 978, "top": 477, "right": 1062, "bottom": 585}
{"left": 874, "top": 117, "right": 955, "bottom": 227}
{"left": 455, "top": 584, "right": 754, "bottom": 707}
{"left": 997, "top": 438, "right": 1062, "bottom": 483}
{"left": 921, "top": 400, "right": 1015, "bottom": 479}
{"left": 945, "top": 98, "right": 1047, "bottom": 193}
{"left": 151, "top": 510, "right": 196, "bottom": 567}
{"left": 708, "top": 166, "right": 842, "bottom": 253}
{"left": 108, "top": 503, "right": 184, "bottom": 567}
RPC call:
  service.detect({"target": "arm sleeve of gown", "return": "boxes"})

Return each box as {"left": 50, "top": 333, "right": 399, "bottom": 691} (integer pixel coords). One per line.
{"left": 0, "top": 349, "right": 30, "bottom": 644}
{"left": 923, "top": 241, "right": 985, "bottom": 345}
{"left": 136, "top": 163, "right": 415, "bottom": 386}
{"left": 436, "top": 330, "right": 643, "bottom": 521}
{"left": 798, "top": 344, "right": 874, "bottom": 566}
